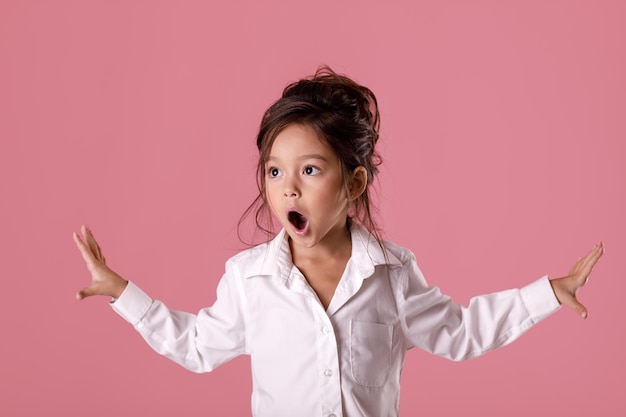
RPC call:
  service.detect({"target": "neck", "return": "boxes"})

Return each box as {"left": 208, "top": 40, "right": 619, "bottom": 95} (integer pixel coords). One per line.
{"left": 289, "top": 223, "right": 352, "bottom": 264}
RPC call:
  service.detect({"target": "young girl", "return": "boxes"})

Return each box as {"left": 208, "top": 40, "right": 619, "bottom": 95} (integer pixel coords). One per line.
{"left": 74, "top": 67, "right": 603, "bottom": 417}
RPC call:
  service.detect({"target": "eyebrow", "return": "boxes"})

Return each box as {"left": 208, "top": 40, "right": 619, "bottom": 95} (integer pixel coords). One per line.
{"left": 266, "top": 154, "right": 329, "bottom": 163}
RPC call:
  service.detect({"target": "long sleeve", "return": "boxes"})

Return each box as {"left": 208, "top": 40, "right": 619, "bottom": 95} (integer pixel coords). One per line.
{"left": 110, "top": 261, "right": 248, "bottom": 373}
{"left": 396, "top": 252, "right": 560, "bottom": 361}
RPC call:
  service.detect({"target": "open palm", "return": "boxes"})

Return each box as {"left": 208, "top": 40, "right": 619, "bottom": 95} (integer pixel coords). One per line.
{"left": 550, "top": 242, "right": 604, "bottom": 319}
{"left": 73, "top": 225, "right": 128, "bottom": 300}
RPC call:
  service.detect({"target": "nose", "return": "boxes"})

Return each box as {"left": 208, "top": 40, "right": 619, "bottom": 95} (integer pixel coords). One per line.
{"left": 284, "top": 187, "right": 300, "bottom": 198}
{"left": 283, "top": 177, "right": 300, "bottom": 198}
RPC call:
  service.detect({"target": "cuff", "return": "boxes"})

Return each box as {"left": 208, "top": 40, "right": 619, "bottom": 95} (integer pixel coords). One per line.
{"left": 109, "top": 281, "right": 153, "bottom": 327}
{"left": 520, "top": 275, "right": 561, "bottom": 322}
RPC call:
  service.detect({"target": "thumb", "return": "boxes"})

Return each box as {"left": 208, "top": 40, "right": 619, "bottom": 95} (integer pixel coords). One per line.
{"left": 76, "top": 285, "right": 98, "bottom": 301}
{"left": 563, "top": 294, "right": 588, "bottom": 319}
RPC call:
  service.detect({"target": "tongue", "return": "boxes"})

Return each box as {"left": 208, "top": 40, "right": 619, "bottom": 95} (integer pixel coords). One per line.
{"left": 289, "top": 211, "right": 307, "bottom": 230}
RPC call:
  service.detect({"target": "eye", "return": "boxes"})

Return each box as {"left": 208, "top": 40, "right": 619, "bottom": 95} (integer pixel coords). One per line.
{"left": 267, "top": 167, "right": 282, "bottom": 178}
{"left": 303, "top": 165, "right": 320, "bottom": 176}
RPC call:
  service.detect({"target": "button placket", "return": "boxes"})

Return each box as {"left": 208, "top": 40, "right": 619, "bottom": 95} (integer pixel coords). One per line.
{"left": 310, "top": 299, "right": 342, "bottom": 417}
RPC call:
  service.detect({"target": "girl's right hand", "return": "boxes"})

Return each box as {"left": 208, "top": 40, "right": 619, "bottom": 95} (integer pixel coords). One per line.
{"left": 73, "top": 224, "right": 128, "bottom": 300}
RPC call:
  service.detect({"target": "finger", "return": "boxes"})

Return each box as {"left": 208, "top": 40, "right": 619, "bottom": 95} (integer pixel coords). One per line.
{"left": 569, "top": 243, "right": 603, "bottom": 277}
{"left": 83, "top": 225, "right": 102, "bottom": 262}
{"left": 583, "top": 242, "right": 604, "bottom": 271}
{"left": 73, "top": 231, "right": 96, "bottom": 265}
{"left": 577, "top": 243, "right": 600, "bottom": 269}
{"left": 576, "top": 242, "right": 604, "bottom": 281}
{"left": 86, "top": 227, "right": 104, "bottom": 262}
{"left": 80, "top": 224, "right": 96, "bottom": 257}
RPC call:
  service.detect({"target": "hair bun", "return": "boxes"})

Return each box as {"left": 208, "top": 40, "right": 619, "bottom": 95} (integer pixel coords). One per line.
{"left": 285, "top": 66, "right": 380, "bottom": 147}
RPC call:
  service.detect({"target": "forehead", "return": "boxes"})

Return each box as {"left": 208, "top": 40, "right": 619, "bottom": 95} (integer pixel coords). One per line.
{"left": 268, "top": 124, "right": 337, "bottom": 162}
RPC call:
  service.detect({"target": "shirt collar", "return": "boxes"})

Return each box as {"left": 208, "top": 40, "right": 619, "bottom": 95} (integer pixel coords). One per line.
{"left": 350, "top": 223, "right": 402, "bottom": 278}
{"left": 240, "top": 223, "right": 402, "bottom": 280}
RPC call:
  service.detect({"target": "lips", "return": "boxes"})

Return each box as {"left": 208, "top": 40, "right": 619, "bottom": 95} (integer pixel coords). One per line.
{"left": 287, "top": 209, "right": 309, "bottom": 235}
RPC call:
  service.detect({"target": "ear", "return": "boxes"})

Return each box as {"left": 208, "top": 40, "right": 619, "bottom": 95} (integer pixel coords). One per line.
{"left": 348, "top": 166, "right": 367, "bottom": 201}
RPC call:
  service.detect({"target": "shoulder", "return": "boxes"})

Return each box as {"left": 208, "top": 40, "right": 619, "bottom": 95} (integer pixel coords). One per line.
{"left": 224, "top": 230, "right": 287, "bottom": 278}
{"left": 226, "top": 241, "right": 272, "bottom": 264}
{"left": 351, "top": 224, "right": 418, "bottom": 269}
{"left": 225, "top": 240, "right": 272, "bottom": 272}
{"left": 379, "top": 239, "right": 423, "bottom": 280}
{"left": 381, "top": 238, "right": 416, "bottom": 267}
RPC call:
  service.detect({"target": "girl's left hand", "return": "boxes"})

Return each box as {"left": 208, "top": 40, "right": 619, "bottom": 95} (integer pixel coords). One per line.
{"left": 550, "top": 242, "right": 604, "bottom": 319}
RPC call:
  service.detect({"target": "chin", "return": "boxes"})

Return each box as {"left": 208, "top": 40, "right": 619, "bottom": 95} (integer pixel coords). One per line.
{"left": 287, "top": 231, "right": 318, "bottom": 248}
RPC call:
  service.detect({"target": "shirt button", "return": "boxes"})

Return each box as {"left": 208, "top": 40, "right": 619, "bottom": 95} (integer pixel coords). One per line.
{"left": 322, "top": 326, "right": 330, "bottom": 334}
{"left": 324, "top": 369, "right": 333, "bottom": 377}
{"left": 329, "top": 414, "right": 337, "bottom": 417}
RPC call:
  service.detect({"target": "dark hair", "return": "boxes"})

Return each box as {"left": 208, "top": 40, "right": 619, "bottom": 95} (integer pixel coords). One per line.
{"left": 238, "top": 65, "right": 383, "bottom": 244}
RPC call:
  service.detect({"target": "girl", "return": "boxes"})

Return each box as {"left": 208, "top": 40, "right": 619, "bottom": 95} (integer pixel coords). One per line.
{"left": 74, "top": 67, "right": 603, "bottom": 417}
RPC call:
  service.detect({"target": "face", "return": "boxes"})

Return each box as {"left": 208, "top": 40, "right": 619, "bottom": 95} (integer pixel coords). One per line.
{"left": 264, "top": 124, "right": 352, "bottom": 252}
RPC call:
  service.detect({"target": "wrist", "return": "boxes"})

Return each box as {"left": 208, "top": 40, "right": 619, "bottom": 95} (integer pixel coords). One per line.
{"left": 112, "top": 279, "right": 129, "bottom": 300}
{"left": 549, "top": 277, "right": 567, "bottom": 305}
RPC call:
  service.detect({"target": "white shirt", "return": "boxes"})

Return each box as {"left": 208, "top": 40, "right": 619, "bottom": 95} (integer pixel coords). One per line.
{"left": 112, "top": 224, "right": 560, "bottom": 417}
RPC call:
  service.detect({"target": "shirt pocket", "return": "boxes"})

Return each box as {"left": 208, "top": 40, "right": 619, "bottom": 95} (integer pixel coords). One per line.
{"left": 350, "top": 320, "right": 393, "bottom": 388}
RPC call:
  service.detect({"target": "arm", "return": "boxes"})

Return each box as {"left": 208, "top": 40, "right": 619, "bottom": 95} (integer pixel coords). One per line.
{"left": 73, "top": 225, "right": 247, "bottom": 372}
{"left": 397, "top": 244, "right": 603, "bottom": 361}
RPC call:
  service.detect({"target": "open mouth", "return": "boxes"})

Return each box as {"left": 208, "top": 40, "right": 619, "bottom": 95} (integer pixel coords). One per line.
{"left": 288, "top": 210, "right": 309, "bottom": 233}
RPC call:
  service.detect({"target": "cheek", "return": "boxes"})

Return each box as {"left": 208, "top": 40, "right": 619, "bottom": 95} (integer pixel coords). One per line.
{"left": 264, "top": 186, "right": 281, "bottom": 213}
{"left": 316, "top": 183, "right": 348, "bottom": 206}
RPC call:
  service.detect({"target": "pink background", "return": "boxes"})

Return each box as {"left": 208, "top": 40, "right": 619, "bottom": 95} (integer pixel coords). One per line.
{"left": 1, "top": 1, "right": 624, "bottom": 415}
